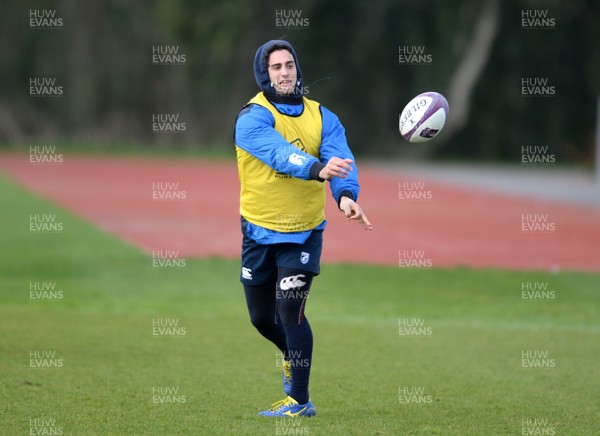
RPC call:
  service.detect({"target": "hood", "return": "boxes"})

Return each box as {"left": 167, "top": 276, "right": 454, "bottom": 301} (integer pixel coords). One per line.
{"left": 253, "top": 40, "right": 303, "bottom": 101}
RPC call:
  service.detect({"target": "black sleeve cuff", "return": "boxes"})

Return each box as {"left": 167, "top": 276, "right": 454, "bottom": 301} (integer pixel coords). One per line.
{"left": 309, "top": 162, "right": 326, "bottom": 182}
{"left": 337, "top": 190, "right": 355, "bottom": 209}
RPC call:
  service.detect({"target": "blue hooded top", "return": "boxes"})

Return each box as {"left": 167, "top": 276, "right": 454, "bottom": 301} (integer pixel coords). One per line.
{"left": 253, "top": 39, "right": 304, "bottom": 102}
{"left": 235, "top": 40, "right": 360, "bottom": 244}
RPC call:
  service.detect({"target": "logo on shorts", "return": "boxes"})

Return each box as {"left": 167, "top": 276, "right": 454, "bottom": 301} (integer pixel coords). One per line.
{"left": 242, "top": 267, "right": 253, "bottom": 280}
{"left": 300, "top": 252, "right": 310, "bottom": 264}
{"left": 280, "top": 274, "right": 306, "bottom": 290}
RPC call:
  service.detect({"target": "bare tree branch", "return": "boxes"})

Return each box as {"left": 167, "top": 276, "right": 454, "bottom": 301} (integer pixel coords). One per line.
{"left": 444, "top": 0, "right": 500, "bottom": 139}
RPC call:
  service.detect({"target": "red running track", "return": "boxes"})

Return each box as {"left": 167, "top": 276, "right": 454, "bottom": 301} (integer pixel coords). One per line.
{"left": 1, "top": 154, "right": 599, "bottom": 272}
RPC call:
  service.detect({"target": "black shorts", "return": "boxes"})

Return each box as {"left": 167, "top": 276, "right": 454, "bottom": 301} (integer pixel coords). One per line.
{"left": 240, "top": 218, "right": 323, "bottom": 285}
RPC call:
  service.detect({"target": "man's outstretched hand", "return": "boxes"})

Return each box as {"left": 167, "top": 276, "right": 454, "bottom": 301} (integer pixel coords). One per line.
{"left": 339, "top": 196, "right": 373, "bottom": 231}
{"left": 319, "top": 157, "right": 354, "bottom": 181}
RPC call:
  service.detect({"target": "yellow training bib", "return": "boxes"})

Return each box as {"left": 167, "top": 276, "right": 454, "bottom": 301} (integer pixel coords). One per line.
{"left": 236, "top": 92, "right": 325, "bottom": 232}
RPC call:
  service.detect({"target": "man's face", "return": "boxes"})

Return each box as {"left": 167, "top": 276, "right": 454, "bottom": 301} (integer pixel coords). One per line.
{"left": 268, "top": 49, "right": 297, "bottom": 95}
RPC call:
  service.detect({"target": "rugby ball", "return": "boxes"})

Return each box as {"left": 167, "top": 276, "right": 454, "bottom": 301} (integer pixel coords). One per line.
{"left": 399, "top": 92, "right": 449, "bottom": 143}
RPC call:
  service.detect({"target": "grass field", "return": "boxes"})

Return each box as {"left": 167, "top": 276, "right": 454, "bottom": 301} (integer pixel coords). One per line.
{"left": 1, "top": 173, "right": 599, "bottom": 435}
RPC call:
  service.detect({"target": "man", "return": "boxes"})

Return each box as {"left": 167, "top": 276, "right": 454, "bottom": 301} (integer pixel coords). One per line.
{"left": 234, "top": 40, "right": 372, "bottom": 418}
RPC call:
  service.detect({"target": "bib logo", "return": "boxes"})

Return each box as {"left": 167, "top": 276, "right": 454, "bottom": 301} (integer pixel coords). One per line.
{"left": 290, "top": 138, "right": 306, "bottom": 151}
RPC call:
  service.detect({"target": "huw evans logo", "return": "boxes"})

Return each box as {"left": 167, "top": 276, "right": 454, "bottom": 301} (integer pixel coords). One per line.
{"left": 29, "top": 77, "right": 63, "bottom": 97}
{"left": 152, "top": 113, "right": 186, "bottom": 133}
{"left": 29, "top": 214, "right": 63, "bottom": 233}
{"left": 29, "top": 9, "right": 63, "bottom": 29}
{"left": 289, "top": 350, "right": 310, "bottom": 369}
{"left": 152, "top": 386, "right": 186, "bottom": 404}
{"left": 521, "top": 10, "right": 556, "bottom": 29}
{"left": 275, "top": 10, "right": 309, "bottom": 29}
{"left": 152, "top": 318, "right": 187, "bottom": 337}
{"left": 398, "top": 318, "right": 432, "bottom": 336}
{"left": 398, "top": 181, "right": 432, "bottom": 200}
{"left": 275, "top": 349, "right": 285, "bottom": 367}
{"left": 521, "top": 350, "right": 556, "bottom": 368}
{"left": 29, "top": 418, "right": 63, "bottom": 435}
{"left": 521, "top": 281, "right": 555, "bottom": 301}
{"left": 275, "top": 350, "right": 310, "bottom": 369}
{"left": 152, "top": 182, "right": 187, "bottom": 200}
{"left": 30, "top": 350, "right": 63, "bottom": 368}
{"left": 152, "top": 250, "right": 187, "bottom": 268}
{"left": 521, "top": 145, "right": 555, "bottom": 166}
{"left": 274, "top": 85, "right": 310, "bottom": 97}
{"left": 521, "top": 213, "right": 555, "bottom": 233}
{"left": 29, "top": 145, "right": 63, "bottom": 164}
{"left": 521, "top": 78, "right": 555, "bottom": 97}
{"left": 276, "top": 283, "right": 310, "bottom": 301}
{"left": 398, "top": 45, "right": 432, "bottom": 66}
{"left": 398, "top": 386, "right": 432, "bottom": 404}
{"left": 399, "top": 250, "right": 432, "bottom": 268}
{"left": 30, "top": 282, "right": 63, "bottom": 301}
{"left": 275, "top": 213, "right": 309, "bottom": 232}
{"left": 152, "top": 45, "right": 186, "bottom": 65}
{"left": 521, "top": 418, "right": 556, "bottom": 435}
{"left": 275, "top": 418, "right": 309, "bottom": 435}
